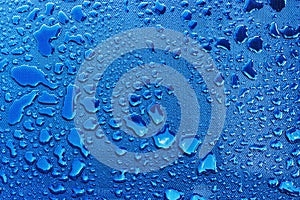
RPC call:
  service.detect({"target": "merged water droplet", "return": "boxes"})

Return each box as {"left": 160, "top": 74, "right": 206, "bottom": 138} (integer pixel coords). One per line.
{"left": 153, "top": 125, "right": 175, "bottom": 149}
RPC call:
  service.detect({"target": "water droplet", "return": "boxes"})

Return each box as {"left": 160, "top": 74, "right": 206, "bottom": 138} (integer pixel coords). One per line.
{"left": 153, "top": 125, "right": 175, "bottom": 149}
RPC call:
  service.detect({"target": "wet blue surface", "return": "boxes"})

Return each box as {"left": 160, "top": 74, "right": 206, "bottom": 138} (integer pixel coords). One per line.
{"left": 0, "top": 0, "right": 299, "bottom": 199}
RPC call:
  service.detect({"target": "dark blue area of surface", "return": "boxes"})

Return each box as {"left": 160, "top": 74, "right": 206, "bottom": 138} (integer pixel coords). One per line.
{"left": 0, "top": 0, "right": 299, "bottom": 199}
